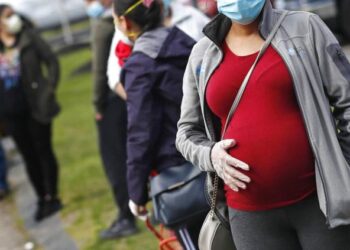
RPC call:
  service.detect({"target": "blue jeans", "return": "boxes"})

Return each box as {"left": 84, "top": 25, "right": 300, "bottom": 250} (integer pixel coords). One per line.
{"left": 0, "top": 144, "right": 8, "bottom": 190}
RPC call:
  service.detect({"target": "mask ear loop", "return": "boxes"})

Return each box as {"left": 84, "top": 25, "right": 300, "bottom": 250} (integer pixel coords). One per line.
{"left": 126, "top": 31, "right": 139, "bottom": 39}
{"left": 123, "top": 0, "right": 155, "bottom": 15}
{"left": 121, "top": 0, "right": 155, "bottom": 39}
{"left": 123, "top": 0, "right": 143, "bottom": 15}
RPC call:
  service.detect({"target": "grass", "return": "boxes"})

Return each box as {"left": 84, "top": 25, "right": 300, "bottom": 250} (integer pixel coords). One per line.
{"left": 54, "top": 48, "right": 158, "bottom": 249}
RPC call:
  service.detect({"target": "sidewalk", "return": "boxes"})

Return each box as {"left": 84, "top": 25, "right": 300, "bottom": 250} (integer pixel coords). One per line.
{"left": 0, "top": 199, "right": 26, "bottom": 250}
{"left": 2, "top": 138, "right": 77, "bottom": 250}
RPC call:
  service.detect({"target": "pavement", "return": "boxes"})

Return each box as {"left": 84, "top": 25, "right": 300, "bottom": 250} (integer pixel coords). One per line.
{"left": 0, "top": 138, "right": 77, "bottom": 250}
{"left": 0, "top": 199, "right": 26, "bottom": 250}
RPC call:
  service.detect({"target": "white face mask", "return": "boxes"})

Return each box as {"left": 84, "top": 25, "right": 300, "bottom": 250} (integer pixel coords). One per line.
{"left": 5, "top": 15, "right": 23, "bottom": 34}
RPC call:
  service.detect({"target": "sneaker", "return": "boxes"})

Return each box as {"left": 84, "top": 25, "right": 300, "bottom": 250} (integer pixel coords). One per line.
{"left": 35, "top": 198, "right": 63, "bottom": 222}
{"left": 99, "top": 218, "right": 138, "bottom": 240}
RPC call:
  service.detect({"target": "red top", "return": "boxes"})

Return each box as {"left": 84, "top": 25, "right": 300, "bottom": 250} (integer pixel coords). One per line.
{"left": 115, "top": 41, "right": 133, "bottom": 67}
{"left": 206, "top": 42, "right": 316, "bottom": 211}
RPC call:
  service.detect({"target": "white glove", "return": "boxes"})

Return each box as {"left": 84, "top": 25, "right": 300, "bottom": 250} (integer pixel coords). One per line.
{"left": 128, "top": 200, "right": 149, "bottom": 221}
{"left": 211, "top": 139, "right": 251, "bottom": 192}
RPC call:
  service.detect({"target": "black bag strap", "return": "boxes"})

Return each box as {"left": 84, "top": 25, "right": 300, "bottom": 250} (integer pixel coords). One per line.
{"left": 211, "top": 11, "right": 288, "bottom": 213}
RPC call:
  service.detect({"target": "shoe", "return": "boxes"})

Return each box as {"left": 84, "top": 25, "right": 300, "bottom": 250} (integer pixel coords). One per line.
{"left": 0, "top": 189, "right": 9, "bottom": 201}
{"left": 99, "top": 218, "right": 138, "bottom": 240}
{"left": 35, "top": 198, "right": 63, "bottom": 222}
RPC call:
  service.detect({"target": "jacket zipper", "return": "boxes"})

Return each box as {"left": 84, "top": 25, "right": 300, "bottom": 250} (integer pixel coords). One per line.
{"left": 273, "top": 44, "right": 330, "bottom": 225}
{"left": 202, "top": 46, "right": 224, "bottom": 141}
{"left": 201, "top": 46, "right": 232, "bottom": 227}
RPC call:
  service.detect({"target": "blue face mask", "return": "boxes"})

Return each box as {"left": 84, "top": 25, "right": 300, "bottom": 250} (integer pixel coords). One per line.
{"left": 87, "top": 1, "right": 105, "bottom": 18}
{"left": 217, "top": 0, "right": 266, "bottom": 25}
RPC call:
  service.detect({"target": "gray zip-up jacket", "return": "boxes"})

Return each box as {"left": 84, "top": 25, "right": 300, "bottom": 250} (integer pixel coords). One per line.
{"left": 176, "top": 1, "right": 350, "bottom": 228}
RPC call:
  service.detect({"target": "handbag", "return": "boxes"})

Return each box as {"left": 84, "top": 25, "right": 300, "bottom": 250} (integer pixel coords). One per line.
{"left": 150, "top": 161, "right": 210, "bottom": 229}
{"left": 198, "top": 11, "right": 288, "bottom": 250}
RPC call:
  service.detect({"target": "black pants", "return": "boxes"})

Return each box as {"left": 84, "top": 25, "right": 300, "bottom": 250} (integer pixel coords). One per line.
{"left": 96, "top": 95, "right": 133, "bottom": 221}
{"left": 229, "top": 194, "right": 350, "bottom": 250}
{"left": 0, "top": 143, "right": 7, "bottom": 190}
{"left": 5, "top": 117, "right": 59, "bottom": 201}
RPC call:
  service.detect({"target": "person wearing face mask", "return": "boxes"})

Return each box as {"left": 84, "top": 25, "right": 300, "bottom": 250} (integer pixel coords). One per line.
{"left": 85, "top": 0, "right": 138, "bottom": 240}
{"left": 0, "top": 4, "right": 61, "bottom": 222}
{"left": 106, "top": 0, "right": 209, "bottom": 98}
{"left": 113, "top": 0, "right": 209, "bottom": 248}
{"left": 0, "top": 141, "right": 8, "bottom": 200}
{"left": 176, "top": 0, "right": 350, "bottom": 249}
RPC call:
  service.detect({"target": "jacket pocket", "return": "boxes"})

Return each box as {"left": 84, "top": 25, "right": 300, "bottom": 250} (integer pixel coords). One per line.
{"left": 27, "top": 77, "right": 60, "bottom": 122}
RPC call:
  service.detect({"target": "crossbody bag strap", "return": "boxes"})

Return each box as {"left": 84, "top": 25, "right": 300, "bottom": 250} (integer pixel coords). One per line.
{"left": 210, "top": 11, "right": 288, "bottom": 213}
{"left": 221, "top": 11, "right": 288, "bottom": 140}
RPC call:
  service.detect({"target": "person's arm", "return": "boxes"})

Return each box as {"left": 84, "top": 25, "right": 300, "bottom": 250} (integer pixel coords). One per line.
{"left": 122, "top": 55, "right": 161, "bottom": 205}
{"left": 309, "top": 14, "right": 350, "bottom": 162}
{"left": 31, "top": 30, "right": 60, "bottom": 89}
{"left": 92, "top": 19, "right": 114, "bottom": 116}
{"left": 107, "top": 32, "right": 122, "bottom": 91}
{"left": 115, "top": 83, "right": 127, "bottom": 100}
{"left": 175, "top": 44, "right": 216, "bottom": 172}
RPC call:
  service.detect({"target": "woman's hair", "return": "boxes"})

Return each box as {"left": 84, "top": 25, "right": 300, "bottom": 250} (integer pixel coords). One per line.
{"left": 113, "top": 0, "right": 162, "bottom": 32}
{"left": 0, "top": 4, "right": 35, "bottom": 30}
{"left": 0, "top": 4, "right": 10, "bottom": 18}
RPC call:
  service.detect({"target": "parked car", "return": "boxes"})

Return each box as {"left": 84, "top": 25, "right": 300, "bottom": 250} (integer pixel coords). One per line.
{"left": 0, "top": 0, "right": 87, "bottom": 30}
{"left": 274, "top": 0, "right": 350, "bottom": 39}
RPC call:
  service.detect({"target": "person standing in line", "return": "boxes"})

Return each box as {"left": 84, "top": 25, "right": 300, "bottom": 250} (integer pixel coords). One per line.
{"left": 176, "top": 0, "right": 350, "bottom": 249}
{"left": 106, "top": 0, "right": 209, "bottom": 98}
{"left": 0, "top": 4, "right": 61, "bottom": 221}
{"left": 85, "top": 0, "right": 137, "bottom": 240}
{"left": 113, "top": 0, "right": 207, "bottom": 248}
{"left": 0, "top": 140, "right": 8, "bottom": 200}
{"left": 0, "top": 112, "right": 8, "bottom": 200}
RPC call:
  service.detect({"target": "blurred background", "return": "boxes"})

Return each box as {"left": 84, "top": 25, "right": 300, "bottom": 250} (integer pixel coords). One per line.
{"left": 0, "top": 0, "right": 90, "bottom": 52}
{"left": 274, "top": 0, "right": 350, "bottom": 41}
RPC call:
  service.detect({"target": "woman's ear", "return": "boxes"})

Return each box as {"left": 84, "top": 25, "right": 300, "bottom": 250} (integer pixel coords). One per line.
{"left": 115, "top": 15, "right": 129, "bottom": 34}
{"left": 124, "top": 18, "right": 134, "bottom": 32}
{"left": 114, "top": 14, "right": 139, "bottom": 41}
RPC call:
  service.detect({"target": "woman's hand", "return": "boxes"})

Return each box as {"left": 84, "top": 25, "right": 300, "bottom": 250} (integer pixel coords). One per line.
{"left": 95, "top": 112, "right": 103, "bottom": 121}
{"left": 211, "top": 139, "right": 251, "bottom": 192}
{"left": 128, "top": 200, "right": 148, "bottom": 221}
{"left": 115, "top": 82, "right": 127, "bottom": 101}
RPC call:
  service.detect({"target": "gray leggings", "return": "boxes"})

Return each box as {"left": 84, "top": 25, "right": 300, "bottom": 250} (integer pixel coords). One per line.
{"left": 229, "top": 194, "right": 350, "bottom": 250}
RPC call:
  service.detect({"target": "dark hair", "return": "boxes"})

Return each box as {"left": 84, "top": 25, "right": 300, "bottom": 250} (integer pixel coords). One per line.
{"left": 0, "top": 4, "right": 10, "bottom": 18}
{"left": 113, "top": 0, "right": 162, "bottom": 32}
{"left": 0, "top": 4, "right": 35, "bottom": 30}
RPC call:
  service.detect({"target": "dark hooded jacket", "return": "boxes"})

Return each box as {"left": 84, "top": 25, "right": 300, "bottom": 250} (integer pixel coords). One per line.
{"left": 121, "top": 27, "right": 195, "bottom": 204}
{"left": 0, "top": 25, "right": 60, "bottom": 123}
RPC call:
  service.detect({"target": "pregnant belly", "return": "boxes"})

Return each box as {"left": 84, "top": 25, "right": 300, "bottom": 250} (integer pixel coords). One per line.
{"left": 223, "top": 117, "right": 316, "bottom": 210}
